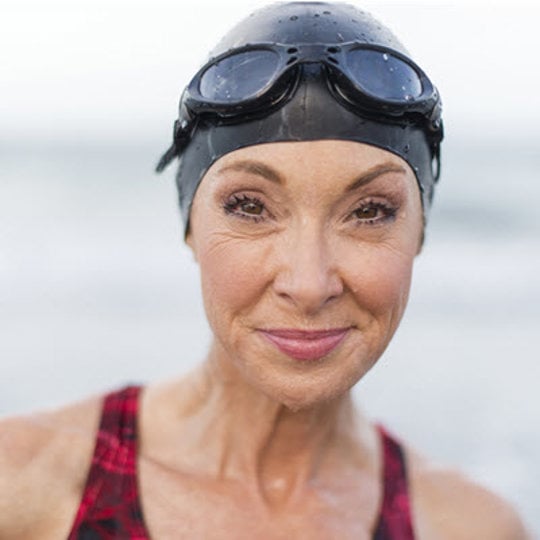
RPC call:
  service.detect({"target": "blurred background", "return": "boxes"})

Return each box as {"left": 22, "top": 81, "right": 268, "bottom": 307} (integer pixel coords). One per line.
{"left": 1, "top": 0, "right": 539, "bottom": 534}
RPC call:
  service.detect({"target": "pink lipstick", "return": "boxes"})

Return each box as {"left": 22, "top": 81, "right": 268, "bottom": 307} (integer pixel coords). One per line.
{"left": 259, "top": 328, "right": 350, "bottom": 361}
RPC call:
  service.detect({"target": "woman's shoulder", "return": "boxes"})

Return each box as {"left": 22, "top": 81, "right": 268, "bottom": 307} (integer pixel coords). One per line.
{"left": 407, "top": 448, "right": 531, "bottom": 539}
{"left": 0, "top": 394, "right": 104, "bottom": 539}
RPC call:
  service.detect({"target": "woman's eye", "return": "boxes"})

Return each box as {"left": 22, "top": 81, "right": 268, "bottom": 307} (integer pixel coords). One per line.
{"left": 350, "top": 201, "right": 396, "bottom": 225}
{"left": 354, "top": 205, "right": 379, "bottom": 220}
{"left": 240, "top": 200, "right": 263, "bottom": 216}
{"left": 223, "top": 194, "right": 267, "bottom": 221}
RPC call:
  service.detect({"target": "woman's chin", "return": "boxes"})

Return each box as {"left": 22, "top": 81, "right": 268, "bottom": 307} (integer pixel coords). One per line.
{"left": 274, "top": 390, "right": 344, "bottom": 413}
{"left": 239, "top": 356, "right": 375, "bottom": 412}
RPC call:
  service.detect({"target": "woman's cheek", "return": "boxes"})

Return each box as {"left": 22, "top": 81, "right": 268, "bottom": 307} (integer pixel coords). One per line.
{"left": 198, "top": 236, "right": 272, "bottom": 323}
{"left": 347, "top": 246, "right": 414, "bottom": 318}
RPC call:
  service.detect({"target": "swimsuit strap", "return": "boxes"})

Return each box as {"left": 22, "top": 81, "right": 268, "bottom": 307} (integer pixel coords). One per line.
{"left": 373, "top": 425, "right": 415, "bottom": 539}
{"left": 68, "top": 385, "right": 149, "bottom": 540}
{"left": 68, "top": 389, "right": 413, "bottom": 539}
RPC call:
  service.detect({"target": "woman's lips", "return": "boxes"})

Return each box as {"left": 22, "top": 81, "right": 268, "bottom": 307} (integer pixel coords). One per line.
{"left": 258, "top": 328, "right": 351, "bottom": 361}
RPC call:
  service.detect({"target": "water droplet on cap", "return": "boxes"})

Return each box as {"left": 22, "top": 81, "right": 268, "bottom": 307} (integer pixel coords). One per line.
{"left": 290, "top": 15, "right": 298, "bottom": 21}
{"left": 383, "top": 53, "right": 389, "bottom": 61}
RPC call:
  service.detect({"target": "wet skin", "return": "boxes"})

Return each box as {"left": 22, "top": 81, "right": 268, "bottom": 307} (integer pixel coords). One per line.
{"left": 133, "top": 139, "right": 425, "bottom": 537}
{"left": 187, "top": 140, "right": 424, "bottom": 411}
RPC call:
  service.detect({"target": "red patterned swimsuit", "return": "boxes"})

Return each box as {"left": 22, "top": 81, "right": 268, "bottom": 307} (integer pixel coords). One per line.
{"left": 68, "top": 386, "right": 415, "bottom": 539}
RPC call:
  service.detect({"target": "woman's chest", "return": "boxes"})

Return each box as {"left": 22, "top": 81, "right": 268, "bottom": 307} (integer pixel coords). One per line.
{"left": 138, "top": 461, "right": 380, "bottom": 540}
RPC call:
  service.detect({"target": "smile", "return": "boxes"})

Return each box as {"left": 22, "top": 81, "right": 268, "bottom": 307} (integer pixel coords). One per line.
{"left": 258, "top": 328, "right": 351, "bottom": 361}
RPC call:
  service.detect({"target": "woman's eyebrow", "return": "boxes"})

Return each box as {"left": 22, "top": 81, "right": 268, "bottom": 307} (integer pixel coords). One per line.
{"left": 345, "top": 163, "right": 407, "bottom": 192}
{"left": 217, "top": 160, "right": 406, "bottom": 190}
{"left": 217, "top": 160, "right": 283, "bottom": 184}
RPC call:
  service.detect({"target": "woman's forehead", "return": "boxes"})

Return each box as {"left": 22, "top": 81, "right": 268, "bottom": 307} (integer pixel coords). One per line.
{"left": 206, "top": 140, "right": 414, "bottom": 185}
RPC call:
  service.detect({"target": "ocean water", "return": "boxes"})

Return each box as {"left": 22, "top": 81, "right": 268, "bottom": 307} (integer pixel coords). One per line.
{"left": 1, "top": 138, "right": 539, "bottom": 534}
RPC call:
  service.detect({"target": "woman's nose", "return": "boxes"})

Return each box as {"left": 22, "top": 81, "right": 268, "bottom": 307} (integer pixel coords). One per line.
{"left": 272, "top": 224, "right": 344, "bottom": 314}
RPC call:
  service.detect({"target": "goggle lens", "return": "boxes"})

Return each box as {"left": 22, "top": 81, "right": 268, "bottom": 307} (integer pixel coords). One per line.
{"left": 345, "top": 48, "right": 423, "bottom": 101}
{"left": 199, "top": 49, "right": 280, "bottom": 102}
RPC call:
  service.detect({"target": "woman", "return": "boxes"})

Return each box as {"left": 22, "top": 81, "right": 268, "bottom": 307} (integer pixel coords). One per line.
{"left": 0, "top": 2, "right": 530, "bottom": 538}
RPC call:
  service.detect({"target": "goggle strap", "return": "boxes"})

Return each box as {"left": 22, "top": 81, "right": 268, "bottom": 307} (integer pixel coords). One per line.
{"left": 155, "top": 142, "right": 177, "bottom": 173}
{"left": 156, "top": 116, "right": 200, "bottom": 173}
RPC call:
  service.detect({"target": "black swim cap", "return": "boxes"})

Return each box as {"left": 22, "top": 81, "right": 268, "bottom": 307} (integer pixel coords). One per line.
{"left": 157, "top": 2, "right": 443, "bottom": 232}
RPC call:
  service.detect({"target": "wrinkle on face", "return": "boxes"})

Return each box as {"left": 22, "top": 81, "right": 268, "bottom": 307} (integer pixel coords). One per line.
{"left": 187, "top": 140, "right": 423, "bottom": 414}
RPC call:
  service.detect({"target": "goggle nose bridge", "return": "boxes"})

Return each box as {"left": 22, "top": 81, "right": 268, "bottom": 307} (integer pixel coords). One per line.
{"left": 284, "top": 43, "right": 342, "bottom": 64}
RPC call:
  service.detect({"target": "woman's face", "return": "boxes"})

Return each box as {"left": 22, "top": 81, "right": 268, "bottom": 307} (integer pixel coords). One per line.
{"left": 187, "top": 140, "right": 423, "bottom": 410}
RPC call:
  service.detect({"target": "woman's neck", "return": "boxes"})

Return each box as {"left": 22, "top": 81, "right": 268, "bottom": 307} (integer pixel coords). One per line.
{"left": 146, "top": 345, "right": 377, "bottom": 507}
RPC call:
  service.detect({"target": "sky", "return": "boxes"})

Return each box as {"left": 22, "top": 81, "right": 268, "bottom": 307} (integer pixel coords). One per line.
{"left": 1, "top": 0, "right": 540, "bottom": 146}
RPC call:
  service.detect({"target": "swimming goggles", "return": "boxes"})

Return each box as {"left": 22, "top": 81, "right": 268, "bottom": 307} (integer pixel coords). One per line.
{"left": 157, "top": 42, "right": 443, "bottom": 172}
